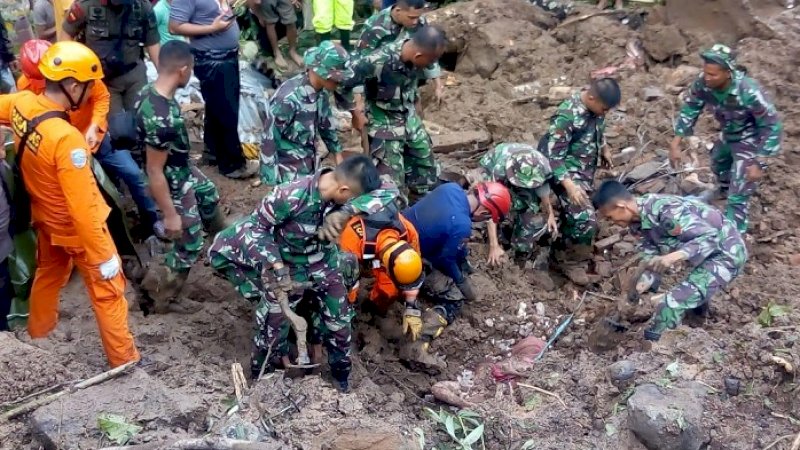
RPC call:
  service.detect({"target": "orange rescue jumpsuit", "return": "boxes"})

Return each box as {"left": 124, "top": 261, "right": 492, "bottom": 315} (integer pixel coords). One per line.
{"left": 0, "top": 91, "right": 139, "bottom": 367}
{"left": 17, "top": 73, "right": 110, "bottom": 150}
{"left": 339, "top": 213, "right": 421, "bottom": 311}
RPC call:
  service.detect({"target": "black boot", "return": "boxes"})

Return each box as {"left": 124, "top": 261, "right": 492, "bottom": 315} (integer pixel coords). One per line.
{"left": 330, "top": 361, "right": 351, "bottom": 393}
{"left": 317, "top": 32, "right": 332, "bottom": 44}
{"left": 338, "top": 28, "right": 351, "bottom": 51}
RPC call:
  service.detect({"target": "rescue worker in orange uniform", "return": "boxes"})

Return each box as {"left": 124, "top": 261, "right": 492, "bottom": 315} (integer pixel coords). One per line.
{"left": 0, "top": 41, "right": 140, "bottom": 367}
{"left": 17, "top": 39, "right": 163, "bottom": 238}
{"left": 338, "top": 204, "right": 424, "bottom": 320}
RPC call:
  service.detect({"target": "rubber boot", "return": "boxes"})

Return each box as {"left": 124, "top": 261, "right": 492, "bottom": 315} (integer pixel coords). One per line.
{"left": 203, "top": 208, "right": 231, "bottom": 235}
{"left": 140, "top": 265, "right": 189, "bottom": 314}
{"left": 338, "top": 28, "right": 351, "bottom": 51}
{"left": 330, "top": 361, "right": 351, "bottom": 393}
{"left": 317, "top": 32, "right": 332, "bottom": 44}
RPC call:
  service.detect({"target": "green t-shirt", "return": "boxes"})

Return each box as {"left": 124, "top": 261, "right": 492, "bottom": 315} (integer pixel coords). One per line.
{"left": 153, "top": 0, "right": 186, "bottom": 46}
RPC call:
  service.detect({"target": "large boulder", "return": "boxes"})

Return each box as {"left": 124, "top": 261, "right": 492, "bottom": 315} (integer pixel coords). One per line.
{"left": 627, "top": 382, "right": 711, "bottom": 450}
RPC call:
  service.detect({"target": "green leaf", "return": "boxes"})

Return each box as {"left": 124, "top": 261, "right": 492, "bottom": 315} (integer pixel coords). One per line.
{"left": 414, "top": 427, "right": 426, "bottom": 449}
{"left": 458, "top": 410, "right": 481, "bottom": 419}
{"left": 675, "top": 414, "right": 686, "bottom": 431}
{"left": 445, "top": 415, "right": 457, "bottom": 439}
{"left": 97, "top": 413, "right": 142, "bottom": 446}
{"left": 768, "top": 304, "right": 789, "bottom": 317}
{"left": 463, "top": 423, "right": 485, "bottom": 445}
{"left": 521, "top": 440, "right": 536, "bottom": 450}
{"left": 605, "top": 423, "right": 617, "bottom": 436}
{"left": 425, "top": 407, "right": 441, "bottom": 423}
{"left": 666, "top": 360, "right": 680, "bottom": 378}
{"left": 712, "top": 351, "right": 724, "bottom": 364}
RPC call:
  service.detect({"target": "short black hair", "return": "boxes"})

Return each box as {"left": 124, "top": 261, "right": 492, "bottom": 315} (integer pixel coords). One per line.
{"left": 410, "top": 25, "right": 447, "bottom": 54}
{"left": 395, "top": 0, "right": 427, "bottom": 9}
{"left": 590, "top": 77, "right": 621, "bottom": 109}
{"left": 335, "top": 154, "right": 381, "bottom": 193}
{"left": 592, "top": 180, "right": 633, "bottom": 210}
{"left": 158, "top": 40, "right": 194, "bottom": 72}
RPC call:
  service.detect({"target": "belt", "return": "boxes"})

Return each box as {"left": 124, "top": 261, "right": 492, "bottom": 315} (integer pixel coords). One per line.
{"left": 192, "top": 48, "right": 238, "bottom": 61}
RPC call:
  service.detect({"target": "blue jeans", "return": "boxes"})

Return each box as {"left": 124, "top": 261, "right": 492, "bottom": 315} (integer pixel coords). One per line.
{"left": 95, "top": 136, "right": 159, "bottom": 230}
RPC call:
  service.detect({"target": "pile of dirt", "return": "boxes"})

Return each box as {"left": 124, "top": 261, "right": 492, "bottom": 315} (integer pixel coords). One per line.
{"left": 2, "top": 1, "right": 800, "bottom": 449}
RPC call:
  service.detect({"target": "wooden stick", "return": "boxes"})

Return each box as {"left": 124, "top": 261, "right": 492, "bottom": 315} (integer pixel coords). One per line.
{"left": 555, "top": 10, "right": 620, "bottom": 29}
{"left": 99, "top": 438, "right": 254, "bottom": 450}
{"left": 790, "top": 431, "right": 800, "bottom": 450}
{"left": 516, "top": 383, "right": 567, "bottom": 407}
{"left": 763, "top": 434, "right": 794, "bottom": 450}
{"left": 0, "top": 361, "right": 137, "bottom": 422}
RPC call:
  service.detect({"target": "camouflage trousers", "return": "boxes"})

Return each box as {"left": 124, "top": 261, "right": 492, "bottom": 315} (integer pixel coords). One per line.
{"left": 554, "top": 181, "right": 597, "bottom": 245}
{"left": 164, "top": 165, "right": 220, "bottom": 272}
{"left": 418, "top": 268, "right": 465, "bottom": 341}
{"left": 650, "top": 244, "right": 747, "bottom": 333}
{"left": 259, "top": 140, "right": 316, "bottom": 186}
{"left": 369, "top": 113, "right": 438, "bottom": 201}
{"left": 508, "top": 190, "right": 547, "bottom": 255}
{"left": 711, "top": 141, "right": 760, "bottom": 234}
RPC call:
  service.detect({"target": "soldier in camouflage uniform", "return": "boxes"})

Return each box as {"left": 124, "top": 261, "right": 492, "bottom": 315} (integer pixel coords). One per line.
{"left": 355, "top": 0, "right": 444, "bottom": 105}
{"left": 259, "top": 42, "right": 354, "bottom": 186}
{"left": 134, "top": 41, "right": 226, "bottom": 313}
{"left": 670, "top": 44, "right": 782, "bottom": 234}
{"left": 468, "top": 143, "right": 558, "bottom": 267}
{"left": 540, "top": 77, "right": 621, "bottom": 247}
{"left": 208, "top": 155, "right": 399, "bottom": 391}
{"left": 341, "top": 25, "right": 446, "bottom": 204}
{"left": 593, "top": 180, "right": 747, "bottom": 341}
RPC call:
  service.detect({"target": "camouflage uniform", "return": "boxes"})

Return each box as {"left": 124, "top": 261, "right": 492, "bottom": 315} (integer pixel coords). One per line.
{"left": 135, "top": 83, "right": 220, "bottom": 273}
{"left": 475, "top": 143, "right": 553, "bottom": 254}
{"left": 632, "top": 194, "right": 747, "bottom": 335}
{"left": 343, "top": 39, "right": 439, "bottom": 200}
{"left": 674, "top": 45, "right": 782, "bottom": 233}
{"left": 529, "top": 0, "right": 573, "bottom": 20}
{"left": 541, "top": 91, "right": 604, "bottom": 245}
{"left": 260, "top": 41, "right": 352, "bottom": 186}
{"left": 260, "top": 42, "right": 354, "bottom": 186}
{"left": 207, "top": 169, "right": 398, "bottom": 374}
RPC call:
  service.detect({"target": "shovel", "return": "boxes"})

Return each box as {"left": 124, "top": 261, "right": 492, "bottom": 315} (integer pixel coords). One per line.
{"left": 277, "top": 281, "right": 319, "bottom": 369}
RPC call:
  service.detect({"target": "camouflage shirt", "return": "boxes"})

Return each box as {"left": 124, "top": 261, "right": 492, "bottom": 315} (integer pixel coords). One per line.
{"left": 343, "top": 39, "right": 426, "bottom": 138}
{"left": 478, "top": 143, "right": 552, "bottom": 212}
{"left": 633, "top": 194, "right": 746, "bottom": 268}
{"left": 356, "top": 7, "right": 441, "bottom": 80}
{"left": 247, "top": 168, "right": 399, "bottom": 266}
{"left": 674, "top": 72, "right": 782, "bottom": 157}
{"left": 543, "top": 91, "right": 605, "bottom": 185}
{"left": 135, "top": 83, "right": 190, "bottom": 167}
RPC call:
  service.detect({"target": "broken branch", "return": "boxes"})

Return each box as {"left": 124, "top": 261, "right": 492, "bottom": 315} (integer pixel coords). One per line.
{"left": 516, "top": 382, "right": 567, "bottom": 407}
{"left": 554, "top": 10, "right": 620, "bottom": 29}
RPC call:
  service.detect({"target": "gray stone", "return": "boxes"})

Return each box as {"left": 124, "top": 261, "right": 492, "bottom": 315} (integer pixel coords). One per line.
{"left": 608, "top": 360, "right": 636, "bottom": 382}
{"left": 623, "top": 161, "right": 665, "bottom": 182}
{"left": 724, "top": 377, "right": 741, "bottom": 396}
{"left": 627, "top": 383, "right": 710, "bottom": 450}
{"left": 642, "top": 87, "right": 665, "bottom": 101}
{"left": 31, "top": 369, "right": 205, "bottom": 450}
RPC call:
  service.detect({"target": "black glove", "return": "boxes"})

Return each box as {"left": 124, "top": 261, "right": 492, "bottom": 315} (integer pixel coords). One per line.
{"left": 456, "top": 278, "right": 478, "bottom": 302}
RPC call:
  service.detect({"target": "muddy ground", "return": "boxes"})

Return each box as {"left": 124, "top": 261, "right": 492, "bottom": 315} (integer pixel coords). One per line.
{"left": 2, "top": 0, "right": 800, "bottom": 449}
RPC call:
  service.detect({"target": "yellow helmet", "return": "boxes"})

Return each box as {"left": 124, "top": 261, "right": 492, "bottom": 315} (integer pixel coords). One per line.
{"left": 380, "top": 240, "right": 423, "bottom": 287}
{"left": 39, "top": 42, "right": 104, "bottom": 83}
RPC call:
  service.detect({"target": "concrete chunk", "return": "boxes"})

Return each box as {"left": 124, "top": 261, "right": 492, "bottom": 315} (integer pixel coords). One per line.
{"left": 31, "top": 369, "right": 205, "bottom": 450}
{"left": 431, "top": 129, "right": 492, "bottom": 155}
{"left": 627, "top": 383, "right": 710, "bottom": 450}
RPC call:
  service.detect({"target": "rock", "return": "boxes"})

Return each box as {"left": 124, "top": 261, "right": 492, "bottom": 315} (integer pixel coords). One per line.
{"left": 595, "top": 261, "right": 614, "bottom": 278}
{"left": 321, "top": 427, "right": 418, "bottom": 450}
{"left": 594, "top": 233, "right": 622, "bottom": 251}
{"left": 665, "top": 65, "right": 701, "bottom": 88}
{"left": 528, "top": 270, "right": 556, "bottom": 291}
{"left": 641, "top": 24, "right": 689, "bottom": 62}
{"left": 724, "top": 377, "right": 741, "bottom": 396}
{"left": 624, "top": 160, "right": 665, "bottom": 182}
{"left": 608, "top": 360, "right": 636, "bottom": 382}
{"left": 627, "top": 383, "right": 710, "bottom": 450}
{"left": 613, "top": 241, "right": 635, "bottom": 255}
{"left": 565, "top": 267, "right": 590, "bottom": 286}
{"left": 789, "top": 254, "right": 800, "bottom": 266}
{"left": 642, "top": 87, "right": 665, "bottom": 101}
{"left": 613, "top": 146, "right": 638, "bottom": 165}
{"left": 31, "top": 369, "right": 205, "bottom": 450}
{"left": 431, "top": 129, "right": 492, "bottom": 155}
{"left": 222, "top": 414, "right": 262, "bottom": 441}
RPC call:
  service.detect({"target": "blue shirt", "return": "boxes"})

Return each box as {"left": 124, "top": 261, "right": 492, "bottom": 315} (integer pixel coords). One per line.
{"left": 403, "top": 183, "right": 472, "bottom": 283}
{"left": 170, "top": 0, "right": 240, "bottom": 52}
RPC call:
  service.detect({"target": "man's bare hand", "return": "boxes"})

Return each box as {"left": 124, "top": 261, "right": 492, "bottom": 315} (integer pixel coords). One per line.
{"left": 646, "top": 251, "right": 685, "bottom": 272}
{"left": 746, "top": 163, "right": 764, "bottom": 182}
{"left": 600, "top": 145, "right": 614, "bottom": 168}
{"left": 351, "top": 109, "right": 367, "bottom": 131}
{"left": 211, "top": 13, "right": 234, "bottom": 32}
{"left": 669, "top": 136, "right": 683, "bottom": 169}
{"left": 487, "top": 245, "right": 505, "bottom": 266}
{"left": 564, "top": 181, "right": 590, "bottom": 208}
{"left": 164, "top": 213, "right": 183, "bottom": 240}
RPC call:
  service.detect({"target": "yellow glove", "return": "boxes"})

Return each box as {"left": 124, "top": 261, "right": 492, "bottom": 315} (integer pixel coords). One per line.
{"left": 402, "top": 304, "right": 423, "bottom": 341}
{"left": 241, "top": 142, "right": 260, "bottom": 160}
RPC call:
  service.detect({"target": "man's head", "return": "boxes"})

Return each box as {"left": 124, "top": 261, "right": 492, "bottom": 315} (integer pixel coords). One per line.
{"left": 304, "top": 41, "right": 353, "bottom": 91}
{"left": 322, "top": 155, "right": 382, "bottom": 204}
{"left": 40, "top": 41, "right": 104, "bottom": 110}
{"left": 592, "top": 180, "right": 638, "bottom": 227}
{"left": 700, "top": 44, "right": 735, "bottom": 90}
{"left": 403, "top": 25, "right": 447, "bottom": 68}
{"left": 158, "top": 40, "right": 195, "bottom": 88}
{"left": 584, "top": 77, "right": 621, "bottom": 116}
{"left": 392, "top": 0, "right": 427, "bottom": 29}
{"left": 380, "top": 239, "right": 423, "bottom": 288}
{"left": 468, "top": 182, "right": 511, "bottom": 223}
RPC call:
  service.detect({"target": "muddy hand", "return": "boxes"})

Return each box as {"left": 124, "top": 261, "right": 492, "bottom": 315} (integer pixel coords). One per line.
{"left": 487, "top": 245, "right": 506, "bottom": 266}
{"left": 746, "top": 163, "right": 764, "bottom": 182}
{"left": 318, "top": 210, "right": 352, "bottom": 242}
{"left": 669, "top": 136, "right": 683, "bottom": 169}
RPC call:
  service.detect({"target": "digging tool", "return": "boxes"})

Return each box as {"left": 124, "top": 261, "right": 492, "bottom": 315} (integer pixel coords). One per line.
{"left": 277, "top": 281, "right": 319, "bottom": 369}
{"left": 535, "top": 292, "right": 588, "bottom": 361}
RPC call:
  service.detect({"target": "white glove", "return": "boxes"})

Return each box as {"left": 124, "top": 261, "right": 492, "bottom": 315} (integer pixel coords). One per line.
{"left": 99, "top": 255, "right": 121, "bottom": 280}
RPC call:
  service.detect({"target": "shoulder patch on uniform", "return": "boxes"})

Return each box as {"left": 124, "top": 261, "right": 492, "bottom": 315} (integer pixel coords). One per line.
{"left": 350, "top": 220, "right": 364, "bottom": 238}
{"left": 67, "top": 2, "right": 85, "bottom": 23}
{"left": 70, "top": 149, "right": 88, "bottom": 168}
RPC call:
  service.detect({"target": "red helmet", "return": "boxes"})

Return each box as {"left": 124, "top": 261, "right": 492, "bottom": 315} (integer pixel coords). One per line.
{"left": 21, "top": 39, "right": 52, "bottom": 81}
{"left": 475, "top": 181, "right": 511, "bottom": 223}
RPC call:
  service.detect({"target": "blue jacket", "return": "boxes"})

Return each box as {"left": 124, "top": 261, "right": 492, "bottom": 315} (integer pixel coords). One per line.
{"left": 403, "top": 182, "right": 471, "bottom": 283}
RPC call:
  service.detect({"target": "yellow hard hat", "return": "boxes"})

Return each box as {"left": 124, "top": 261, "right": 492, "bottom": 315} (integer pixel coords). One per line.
{"left": 39, "top": 42, "right": 104, "bottom": 83}
{"left": 380, "top": 240, "right": 423, "bottom": 287}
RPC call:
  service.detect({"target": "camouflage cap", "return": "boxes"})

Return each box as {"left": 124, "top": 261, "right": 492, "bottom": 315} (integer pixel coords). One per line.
{"left": 700, "top": 44, "right": 736, "bottom": 72}
{"left": 304, "top": 41, "right": 353, "bottom": 83}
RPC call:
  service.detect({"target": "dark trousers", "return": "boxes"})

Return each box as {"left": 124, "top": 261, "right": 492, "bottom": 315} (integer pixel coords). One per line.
{"left": 193, "top": 49, "right": 245, "bottom": 175}
{"left": 0, "top": 258, "right": 12, "bottom": 331}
